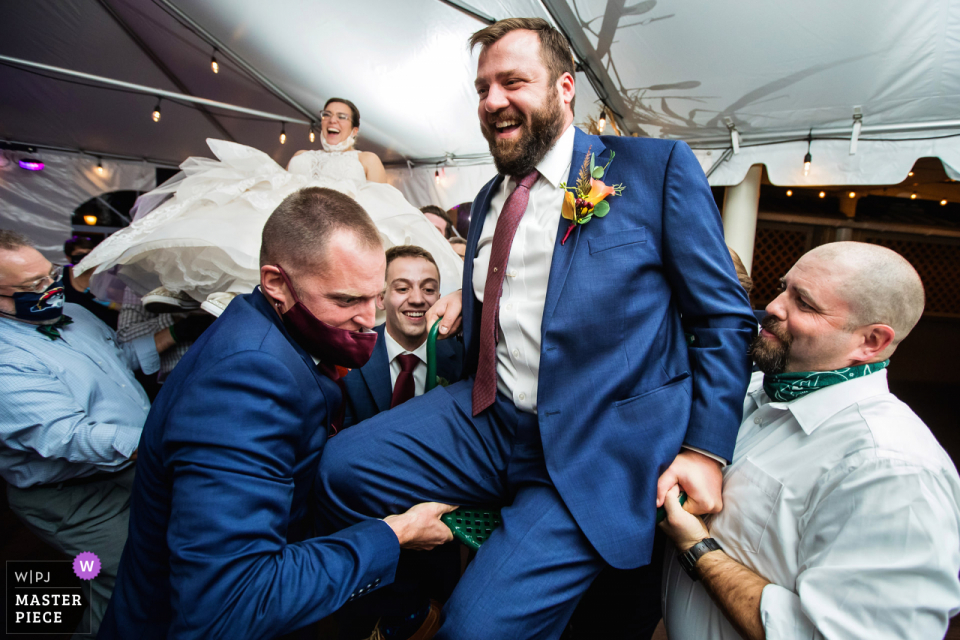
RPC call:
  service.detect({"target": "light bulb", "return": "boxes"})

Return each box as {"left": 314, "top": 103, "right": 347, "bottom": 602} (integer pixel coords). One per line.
{"left": 83, "top": 215, "right": 98, "bottom": 226}
{"left": 309, "top": 128, "right": 315, "bottom": 143}
{"left": 211, "top": 56, "right": 219, "bottom": 74}
{"left": 908, "top": 171, "right": 914, "bottom": 177}
{"left": 598, "top": 117, "right": 606, "bottom": 134}
{"left": 435, "top": 169, "right": 440, "bottom": 185}
{"left": 152, "top": 100, "right": 161, "bottom": 122}
{"left": 95, "top": 160, "right": 104, "bottom": 176}
{"left": 819, "top": 191, "right": 826, "bottom": 198}
{"left": 848, "top": 191, "right": 856, "bottom": 198}
{"left": 279, "top": 124, "right": 286, "bottom": 144}
{"left": 910, "top": 193, "right": 917, "bottom": 199}
{"left": 942, "top": 199, "right": 948, "bottom": 206}
{"left": 803, "top": 152, "right": 812, "bottom": 176}
{"left": 785, "top": 189, "right": 793, "bottom": 197}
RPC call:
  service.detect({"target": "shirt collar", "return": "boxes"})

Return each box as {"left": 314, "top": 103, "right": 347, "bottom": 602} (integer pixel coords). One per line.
{"left": 383, "top": 324, "right": 427, "bottom": 364}
{"left": 760, "top": 368, "right": 891, "bottom": 435}
{"left": 531, "top": 124, "right": 577, "bottom": 190}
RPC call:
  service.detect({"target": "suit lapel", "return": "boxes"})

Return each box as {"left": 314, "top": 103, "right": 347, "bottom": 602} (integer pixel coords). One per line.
{"left": 543, "top": 128, "right": 607, "bottom": 323}
{"left": 360, "top": 324, "right": 392, "bottom": 412}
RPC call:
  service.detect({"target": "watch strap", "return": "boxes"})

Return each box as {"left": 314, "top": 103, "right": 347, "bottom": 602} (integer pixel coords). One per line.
{"left": 678, "top": 537, "right": 722, "bottom": 581}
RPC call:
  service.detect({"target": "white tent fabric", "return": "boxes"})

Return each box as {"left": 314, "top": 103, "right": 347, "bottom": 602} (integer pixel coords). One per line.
{"left": 385, "top": 163, "right": 498, "bottom": 211}
{"left": 0, "top": 149, "right": 155, "bottom": 260}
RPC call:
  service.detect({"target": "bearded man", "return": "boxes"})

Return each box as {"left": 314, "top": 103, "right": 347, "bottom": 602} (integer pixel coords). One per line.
{"left": 316, "top": 18, "right": 755, "bottom": 639}
{"left": 659, "top": 241, "right": 960, "bottom": 639}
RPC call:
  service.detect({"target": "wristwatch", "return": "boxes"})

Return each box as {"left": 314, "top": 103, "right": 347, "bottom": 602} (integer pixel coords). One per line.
{"left": 678, "top": 538, "right": 723, "bottom": 581}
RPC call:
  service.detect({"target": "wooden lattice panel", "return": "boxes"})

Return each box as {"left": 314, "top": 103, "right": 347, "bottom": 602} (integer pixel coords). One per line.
{"left": 750, "top": 225, "right": 812, "bottom": 309}
{"left": 864, "top": 236, "right": 960, "bottom": 317}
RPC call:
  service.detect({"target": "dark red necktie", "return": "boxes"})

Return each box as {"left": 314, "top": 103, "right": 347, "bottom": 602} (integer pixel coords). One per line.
{"left": 317, "top": 363, "right": 346, "bottom": 436}
{"left": 472, "top": 170, "right": 540, "bottom": 416}
{"left": 390, "top": 354, "right": 420, "bottom": 408}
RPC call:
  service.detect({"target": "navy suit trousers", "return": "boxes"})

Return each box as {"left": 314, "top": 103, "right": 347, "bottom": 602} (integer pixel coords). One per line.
{"left": 316, "top": 380, "right": 607, "bottom": 640}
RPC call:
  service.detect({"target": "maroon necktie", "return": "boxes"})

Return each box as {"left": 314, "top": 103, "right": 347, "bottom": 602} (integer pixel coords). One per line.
{"left": 390, "top": 354, "right": 420, "bottom": 408}
{"left": 472, "top": 170, "right": 540, "bottom": 416}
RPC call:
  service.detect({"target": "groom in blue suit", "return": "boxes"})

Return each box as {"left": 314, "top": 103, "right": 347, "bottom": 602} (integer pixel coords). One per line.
{"left": 342, "top": 245, "right": 463, "bottom": 429}
{"left": 316, "top": 19, "right": 755, "bottom": 640}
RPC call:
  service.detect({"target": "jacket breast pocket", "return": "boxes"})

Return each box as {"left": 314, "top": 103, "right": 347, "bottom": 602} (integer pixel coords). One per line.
{"left": 588, "top": 227, "right": 646, "bottom": 254}
{"left": 712, "top": 458, "right": 782, "bottom": 554}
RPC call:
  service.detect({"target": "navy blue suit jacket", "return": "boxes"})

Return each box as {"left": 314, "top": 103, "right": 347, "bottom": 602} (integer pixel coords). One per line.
{"left": 100, "top": 289, "right": 399, "bottom": 640}
{"left": 341, "top": 324, "right": 464, "bottom": 429}
{"left": 461, "top": 129, "right": 756, "bottom": 568}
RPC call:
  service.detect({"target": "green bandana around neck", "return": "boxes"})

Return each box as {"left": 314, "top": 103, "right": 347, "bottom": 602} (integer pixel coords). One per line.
{"left": 763, "top": 359, "right": 889, "bottom": 402}
{"left": 36, "top": 315, "right": 73, "bottom": 341}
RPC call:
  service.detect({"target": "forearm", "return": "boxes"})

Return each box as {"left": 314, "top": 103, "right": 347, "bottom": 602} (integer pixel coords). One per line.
{"left": 697, "top": 550, "right": 769, "bottom": 640}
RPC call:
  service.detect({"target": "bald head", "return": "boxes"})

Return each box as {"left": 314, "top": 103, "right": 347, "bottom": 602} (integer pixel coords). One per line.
{"left": 803, "top": 242, "right": 924, "bottom": 347}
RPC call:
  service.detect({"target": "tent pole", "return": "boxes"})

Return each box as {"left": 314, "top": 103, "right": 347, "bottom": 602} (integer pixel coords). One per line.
{"left": 0, "top": 54, "right": 311, "bottom": 125}
{"left": 721, "top": 164, "right": 762, "bottom": 274}
{"left": 156, "top": 0, "right": 319, "bottom": 126}
{"left": 686, "top": 119, "right": 960, "bottom": 147}
{"left": 95, "top": 0, "right": 236, "bottom": 142}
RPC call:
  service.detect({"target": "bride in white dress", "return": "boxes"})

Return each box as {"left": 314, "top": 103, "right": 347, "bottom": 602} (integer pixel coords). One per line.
{"left": 77, "top": 98, "right": 462, "bottom": 315}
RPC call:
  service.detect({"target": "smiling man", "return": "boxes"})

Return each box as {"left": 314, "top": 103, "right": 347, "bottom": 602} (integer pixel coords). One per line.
{"left": 100, "top": 188, "right": 454, "bottom": 640}
{"left": 317, "top": 18, "right": 755, "bottom": 639}
{"left": 341, "top": 245, "right": 463, "bottom": 428}
{"left": 660, "top": 242, "right": 960, "bottom": 640}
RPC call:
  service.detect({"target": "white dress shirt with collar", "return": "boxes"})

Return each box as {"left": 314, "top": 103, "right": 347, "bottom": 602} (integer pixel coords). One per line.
{"left": 662, "top": 369, "right": 960, "bottom": 639}
{"left": 383, "top": 328, "right": 428, "bottom": 397}
{"left": 472, "top": 124, "right": 575, "bottom": 414}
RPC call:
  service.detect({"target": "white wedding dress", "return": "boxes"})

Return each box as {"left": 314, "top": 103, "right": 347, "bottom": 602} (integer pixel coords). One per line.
{"left": 78, "top": 139, "right": 463, "bottom": 301}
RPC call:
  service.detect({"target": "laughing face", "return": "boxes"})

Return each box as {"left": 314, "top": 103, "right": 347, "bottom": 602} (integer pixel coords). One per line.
{"left": 377, "top": 255, "right": 441, "bottom": 351}
{"left": 321, "top": 101, "right": 358, "bottom": 148}
{"left": 475, "top": 29, "right": 574, "bottom": 176}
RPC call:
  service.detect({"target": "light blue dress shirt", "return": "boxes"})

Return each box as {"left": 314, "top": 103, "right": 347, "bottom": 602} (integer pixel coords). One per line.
{"left": 0, "top": 303, "right": 158, "bottom": 487}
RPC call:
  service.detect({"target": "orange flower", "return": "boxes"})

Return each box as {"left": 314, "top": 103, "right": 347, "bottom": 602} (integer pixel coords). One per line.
{"left": 562, "top": 191, "right": 577, "bottom": 220}
{"left": 585, "top": 179, "right": 615, "bottom": 205}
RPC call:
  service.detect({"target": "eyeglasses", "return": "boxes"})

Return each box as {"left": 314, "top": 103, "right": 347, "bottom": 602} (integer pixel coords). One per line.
{"left": 320, "top": 111, "right": 352, "bottom": 123}
{"left": 10, "top": 265, "right": 63, "bottom": 294}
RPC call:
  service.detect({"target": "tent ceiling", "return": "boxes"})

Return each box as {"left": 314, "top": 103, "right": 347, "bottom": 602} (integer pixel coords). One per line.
{"left": 3, "top": 0, "right": 960, "bottom": 184}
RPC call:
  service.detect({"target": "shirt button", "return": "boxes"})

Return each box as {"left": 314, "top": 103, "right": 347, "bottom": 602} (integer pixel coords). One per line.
{"left": 121, "top": 384, "right": 126, "bottom": 388}
{"left": 512, "top": 349, "right": 520, "bottom": 358}
{"left": 505, "top": 303, "right": 512, "bottom": 311}
{"left": 519, "top": 393, "right": 526, "bottom": 401}
{"left": 510, "top": 270, "right": 518, "bottom": 277}
{"left": 753, "top": 417, "right": 762, "bottom": 425}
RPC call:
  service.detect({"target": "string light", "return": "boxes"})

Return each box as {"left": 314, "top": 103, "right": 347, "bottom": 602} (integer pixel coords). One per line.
{"left": 152, "top": 99, "right": 161, "bottom": 122}
{"left": 818, "top": 191, "right": 826, "bottom": 198}
{"left": 908, "top": 171, "right": 914, "bottom": 177}
{"left": 597, "top": 108, "right": 606, "bottom": 134}
{"left": 803, "top": 131, "right": 812, "bottom": 176}
{"left": 910, "top": 192, "right": 917, "bottom": 199}
{"left": 211, "top": 49, "right": 219, "bottom": 74}
{"left": 83, "top": 215, "right": 98, "bottom": 225}
{"left": 95, "top": 158, "right": 104, "bottom": 176}
{"left": 435, "top": 169, "right": 441, "bottom": 184}
{"left": 785, "top": 189, "right": 793, "bottom": 197}
{"left": 309, "top": 126, "right": 315, "bottom": 143}
{"left": 279, "top": 123, "right": 286, "bottom": 145}
{"left": 848, "top": 191, "right": 856, "bottom": 198}
{"left": 942, "top": 199, "right": 948, "bottom": 206}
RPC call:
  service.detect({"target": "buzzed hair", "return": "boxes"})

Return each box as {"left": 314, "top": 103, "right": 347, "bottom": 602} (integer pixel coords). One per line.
{"left": 470, "top": 18, "right": 577, "bottom": 111}
{"left": 385, "top": 245, "right": 439, "bottom": 284}
{"left": 0, "top": 230, "right": 32, "bottom": 252}
{"left": 260, "top": 187, "right": 381, "bottom": 276}
{"left": 808, "top": 241, "right": 925, "bottom": 345}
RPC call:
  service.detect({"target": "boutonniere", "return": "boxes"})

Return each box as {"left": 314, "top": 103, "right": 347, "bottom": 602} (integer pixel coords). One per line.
{"left": 560, "top": 148, "right": 625, "bottom": 245}
{"left": 435, "top": 376, "right": 451, "bottom": 388}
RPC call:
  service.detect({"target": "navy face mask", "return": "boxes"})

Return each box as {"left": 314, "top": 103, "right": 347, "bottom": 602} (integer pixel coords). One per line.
{"left": 0, "top": 277, "right": 66, "bottom": 323}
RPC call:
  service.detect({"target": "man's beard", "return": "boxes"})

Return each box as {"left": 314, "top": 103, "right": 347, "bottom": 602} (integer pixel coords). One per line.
{"left": 482, "top": 90, "right": 565, "bottom": 177}
{"left": 749, "top": 315, "right": 792, "bottom": 375}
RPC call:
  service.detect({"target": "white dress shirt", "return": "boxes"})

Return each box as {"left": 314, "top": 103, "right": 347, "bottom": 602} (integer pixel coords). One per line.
{"left": 662, "top": 369, "right": 960, "bottom": 639}
{"left": 472, "top": 125, "right": 575, "bottom": 413}
{"left": 383, "top": 328, "right": 428, "bottom": 397}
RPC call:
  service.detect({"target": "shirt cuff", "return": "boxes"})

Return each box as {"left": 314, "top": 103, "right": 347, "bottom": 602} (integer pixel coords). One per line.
{"left": 681, "top": 445, "right": 728, "bottom": 467}
{"left": 131, "top": 334, "right": 161, "bottom": 375}
{"left": 760, "top": 583, "right": 817, "bottom": 639}
{"left": 111, "top": 423, "right": 141, "bottom": 459}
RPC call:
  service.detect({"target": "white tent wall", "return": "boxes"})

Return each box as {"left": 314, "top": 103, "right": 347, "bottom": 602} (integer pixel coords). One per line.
{"left": 694, "top": 136, "right": 960, "bottom": 187}
{"left": 0, "top": 150, "right": 156, "bottom": 261}
{"left": 385, "top": 162, "right": 497, "bottom": 211}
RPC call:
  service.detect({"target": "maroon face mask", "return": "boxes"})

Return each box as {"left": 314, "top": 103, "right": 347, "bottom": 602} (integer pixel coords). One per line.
{"left": 274, "top": 265, "right": 377, "bottom": 369}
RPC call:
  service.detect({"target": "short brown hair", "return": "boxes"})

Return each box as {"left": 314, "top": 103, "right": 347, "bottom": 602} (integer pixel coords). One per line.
{"left": 470, "top": 18, "right": 576, "bottom": 110}
{"left": 727, "top": 246, "right": 753, "bottom": 297}
{"left": 260, "top": 188, "right": 381, "bottom": 276}
{"left": 385, "top": 245, "right": 439, "bottom": 282}
{"left": 0, "top": 230, "right": 32, "bottom": 252}
{"left": 323, "top": 97, "right": 360, "bottom": 128}
{"left": 419, "top": 205, "right": 455, "bottom": 238}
